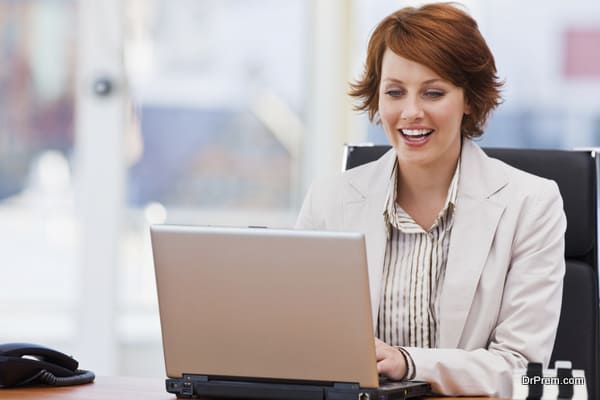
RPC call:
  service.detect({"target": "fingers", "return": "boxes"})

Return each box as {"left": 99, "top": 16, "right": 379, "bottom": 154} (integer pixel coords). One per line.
{"left": 376, "top": 356, "right": 390, "bottom": 373}
{"left": 374, "top": 338, "right": 407, "bottom": 381}
{"left": 374, "top": 338, "right": 386, "bottom": 361}
{"left": 374, "top": 337, "right": 394, "bottom": 360}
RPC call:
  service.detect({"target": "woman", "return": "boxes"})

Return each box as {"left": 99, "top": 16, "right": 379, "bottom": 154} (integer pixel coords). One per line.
{"left": 295, "top": 3, "right": 566, "bottom": 397}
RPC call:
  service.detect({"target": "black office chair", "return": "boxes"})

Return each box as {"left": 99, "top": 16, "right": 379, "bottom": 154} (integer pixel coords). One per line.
{"left": 343, "top": 143, "right": 600, "bottom": 399}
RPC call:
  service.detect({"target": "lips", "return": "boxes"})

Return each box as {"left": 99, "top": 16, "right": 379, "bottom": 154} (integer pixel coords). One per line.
{"left": 400, "top": 128, "right": 434, "bottom": 144}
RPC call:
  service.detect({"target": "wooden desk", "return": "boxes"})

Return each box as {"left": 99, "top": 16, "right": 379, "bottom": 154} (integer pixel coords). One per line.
{"left": 0, "top": 376, "right": 171, "bottom": 400}
{"left": 0, "top": 376, "right": 504, "bottom": 399}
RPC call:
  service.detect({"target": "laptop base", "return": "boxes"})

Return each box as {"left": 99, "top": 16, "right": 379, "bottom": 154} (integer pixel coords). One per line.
{"left": 166, "top": 374, "right": 431, "bottom": 400}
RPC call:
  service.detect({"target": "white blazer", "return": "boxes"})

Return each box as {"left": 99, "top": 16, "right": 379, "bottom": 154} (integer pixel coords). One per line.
{"left": 295, "top": 139, "right": 566, "bottom": 397}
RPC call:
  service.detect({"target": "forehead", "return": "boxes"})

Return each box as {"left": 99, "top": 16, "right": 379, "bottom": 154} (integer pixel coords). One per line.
{"left": 380, "top": 48, "right": 442, "bottom": 82}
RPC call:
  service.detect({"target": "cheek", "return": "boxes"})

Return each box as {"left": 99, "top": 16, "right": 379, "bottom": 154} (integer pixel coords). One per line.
{"left": 378, "top": 101, "right": 397, "bottom": 126}
{"left": 434, "top": 104, "right": 464, "bottom": 127}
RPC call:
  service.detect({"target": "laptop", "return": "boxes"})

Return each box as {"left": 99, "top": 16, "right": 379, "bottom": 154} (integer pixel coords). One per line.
{"left": 151, "top": 224, "right": 431, "bottom": 400}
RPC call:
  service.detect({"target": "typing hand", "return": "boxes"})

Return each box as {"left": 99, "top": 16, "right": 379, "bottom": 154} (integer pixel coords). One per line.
{"left": 374, "top": 338, "right": 407, "bottom": 381}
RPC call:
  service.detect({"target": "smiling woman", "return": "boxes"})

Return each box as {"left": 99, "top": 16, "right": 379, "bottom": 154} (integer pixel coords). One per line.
{"left": 377, "top": 53, "right": 468, "bottom": 175}
{"left": 296, "top": 3, "right": 566, "bottom": 398}
{"left": 350, "top": 3, "right": 502, "bottom": 138}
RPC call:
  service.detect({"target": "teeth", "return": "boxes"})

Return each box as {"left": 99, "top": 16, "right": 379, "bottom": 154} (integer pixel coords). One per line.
{"left": 402, "top": 129, "right": 433, "bottom": 136}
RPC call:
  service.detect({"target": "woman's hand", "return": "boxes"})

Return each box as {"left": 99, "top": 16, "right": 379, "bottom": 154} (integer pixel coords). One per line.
{"left": 374, "top": 338, "right": 407, "bottom": 381}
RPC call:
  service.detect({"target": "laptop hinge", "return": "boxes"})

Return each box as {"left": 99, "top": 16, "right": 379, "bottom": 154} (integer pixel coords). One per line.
{"left": 332, "top": 382, "right": 360, "bottom": 390}
{"left": 182, "top": 373, "right": 208, "bottom": 382}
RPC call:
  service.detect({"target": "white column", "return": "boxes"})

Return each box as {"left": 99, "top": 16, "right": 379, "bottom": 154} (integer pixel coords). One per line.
{"left": 301, "top": 0, "right": 355, "bottom": 200}
{"left": 73, "top": 0, "right": 127, "bottom": 374}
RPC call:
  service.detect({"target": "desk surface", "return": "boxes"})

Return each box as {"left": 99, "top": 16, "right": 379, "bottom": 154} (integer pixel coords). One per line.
{"left": 0, "top": 376, "right": 505, "bottom": 400}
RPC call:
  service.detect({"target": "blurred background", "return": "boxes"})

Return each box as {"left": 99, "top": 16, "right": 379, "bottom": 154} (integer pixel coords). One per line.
{"left": 1, "top": 0, "right": 599, "bottom": 377}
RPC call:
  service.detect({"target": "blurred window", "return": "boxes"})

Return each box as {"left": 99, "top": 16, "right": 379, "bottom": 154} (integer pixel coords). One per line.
{"left": 0, "top": 0, "right": 78, "bottom": 341}
{"left": 125, "top": 0, "right": 306, "bottom": 213}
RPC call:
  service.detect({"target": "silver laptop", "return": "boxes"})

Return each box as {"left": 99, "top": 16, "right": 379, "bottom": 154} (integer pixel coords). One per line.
{"left": 151, "top": 225, "right": 431, "bottom": 399}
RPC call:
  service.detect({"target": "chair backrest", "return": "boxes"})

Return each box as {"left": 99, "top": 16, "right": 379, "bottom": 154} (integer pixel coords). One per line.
{"left": 343, "top": 144, "right": 600, "bottom": 398}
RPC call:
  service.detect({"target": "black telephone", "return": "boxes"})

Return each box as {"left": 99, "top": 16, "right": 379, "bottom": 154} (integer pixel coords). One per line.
{"left": 0, "top": 343, "right": 95, "bottom": 388}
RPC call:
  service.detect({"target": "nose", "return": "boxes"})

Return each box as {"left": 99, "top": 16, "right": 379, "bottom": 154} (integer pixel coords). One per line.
{"left": 400, "top": 96, "right": 424, "bottom": 121}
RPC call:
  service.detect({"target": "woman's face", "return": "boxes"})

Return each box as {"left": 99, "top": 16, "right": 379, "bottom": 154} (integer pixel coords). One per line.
{"left": 378, "top": 49, "right": 469, "bottom": 168}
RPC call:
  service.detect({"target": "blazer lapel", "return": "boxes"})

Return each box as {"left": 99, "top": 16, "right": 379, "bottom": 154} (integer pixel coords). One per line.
{"left": 439, "top": 140, "right": 508, "bottom": 348}
{"left": 344, "top": 149, "right": 397, "bottom": 329}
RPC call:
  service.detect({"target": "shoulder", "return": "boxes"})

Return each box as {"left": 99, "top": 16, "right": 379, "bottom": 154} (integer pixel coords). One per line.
{"left": 295, "top": 148, "right": 396, "bottom": 229}
{"left": 485, "top": 153, "right": 562, "bottom": 204}
{"left": 309, "top": 148, "right": 396, "bottom": 201}
{"left": 462, "top": 140, "right": 561, "bottom": 204}
{"left": 469, "top": 145, "right": 566, "bottom": 241}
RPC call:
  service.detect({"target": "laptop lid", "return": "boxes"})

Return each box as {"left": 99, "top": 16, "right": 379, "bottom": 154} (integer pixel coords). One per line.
{"left": 151, "top": 225, "right": 379, "bottom": 388}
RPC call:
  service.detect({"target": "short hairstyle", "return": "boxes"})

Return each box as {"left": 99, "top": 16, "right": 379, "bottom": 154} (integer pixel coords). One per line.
{"left": 349, "top": 2, "right": 503, "bottom": 138}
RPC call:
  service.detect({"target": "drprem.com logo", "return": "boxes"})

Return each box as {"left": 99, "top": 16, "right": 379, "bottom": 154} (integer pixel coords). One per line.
{"left": 521, "top": 375, "right": 586, "bottom": 386}
{"left": 512, "top": 361, "right": 588, "bottom": 400}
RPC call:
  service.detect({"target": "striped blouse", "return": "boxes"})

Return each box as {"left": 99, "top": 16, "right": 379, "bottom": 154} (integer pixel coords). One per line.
{"left": 376, "top": 161, "right": 460, "bottom": 378}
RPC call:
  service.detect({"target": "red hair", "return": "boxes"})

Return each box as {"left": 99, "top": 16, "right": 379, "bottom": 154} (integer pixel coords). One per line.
{"left": 349, "top": 2, "right": 503, "bottom": 138}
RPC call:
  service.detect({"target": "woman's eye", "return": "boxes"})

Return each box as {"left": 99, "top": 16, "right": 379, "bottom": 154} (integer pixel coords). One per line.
{"left": 424, "top": 91, "right": 445, "bottom": 99}
{"left": 384, "top": 89, "right": 404, "bottom": 97}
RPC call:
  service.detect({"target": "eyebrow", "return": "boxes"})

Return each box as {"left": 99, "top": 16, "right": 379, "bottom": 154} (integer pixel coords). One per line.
{"left": 382, "top": 78, "right": 444, "bottom": 85}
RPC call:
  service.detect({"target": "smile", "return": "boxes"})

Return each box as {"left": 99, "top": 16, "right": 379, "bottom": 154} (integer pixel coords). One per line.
{"left": 400, "top": 129, "right": 433, "bottom": 140}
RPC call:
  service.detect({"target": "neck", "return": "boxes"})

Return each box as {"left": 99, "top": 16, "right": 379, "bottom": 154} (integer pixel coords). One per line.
{"left": 396, "top": 147, "right": 460, "bottom": 204}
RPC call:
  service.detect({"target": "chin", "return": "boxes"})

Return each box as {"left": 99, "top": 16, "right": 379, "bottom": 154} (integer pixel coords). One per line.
{"left": 393, "top": 146, "right": 432, "bottom": 164}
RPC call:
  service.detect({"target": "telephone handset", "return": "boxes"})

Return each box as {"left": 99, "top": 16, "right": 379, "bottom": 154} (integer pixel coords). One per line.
{"left": 0, "top": 343, "right": 95, "bottom": 388}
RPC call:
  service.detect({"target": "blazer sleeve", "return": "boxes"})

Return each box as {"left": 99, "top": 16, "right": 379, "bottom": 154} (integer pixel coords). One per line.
{"left": 404, "top": 180, "right": 566, "bottom": 397}
{"left": 295, "top": 182, "right": 320, "bottom": 230}
{"left": 295, "top": 176, "right": 347, "bottom": 230}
